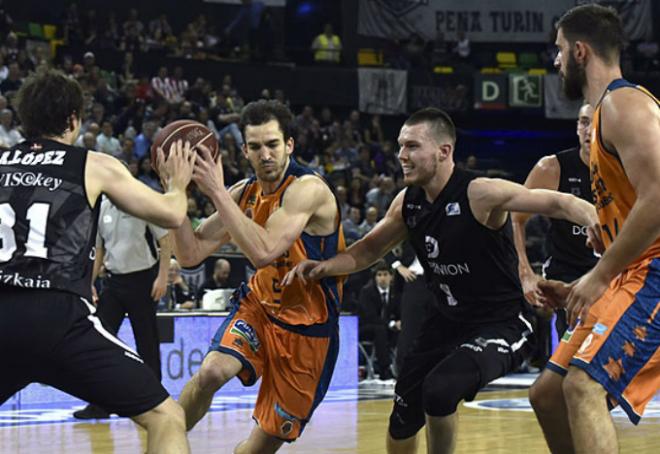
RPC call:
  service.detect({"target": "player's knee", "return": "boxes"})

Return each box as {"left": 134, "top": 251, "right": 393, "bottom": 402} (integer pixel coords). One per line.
{"left": 198, "top": 360, "right": 235, "bottom": 391}
{"left": 529, "top": 370, "right": 566, "bottom": 414}
{"left": 388, "top": 410, "right": 424, "bottom": 441}
{"left": 528, "top": 380, "right": 548, "bottom": 413}
{"left": 136, "top": 398, "right": 186, "bottom": 433}
{"left": 422, "top": 364, "right": 480, "bottom": 417}
{"left": 562, "top": 368, "right": 603, "bottom": 401}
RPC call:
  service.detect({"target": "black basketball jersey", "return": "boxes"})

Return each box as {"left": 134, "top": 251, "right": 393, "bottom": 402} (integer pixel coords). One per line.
{"left": 402, "top": 168, "right": 524, "bottom": 324}
{"left": 544, "top": 147, "right": 598, "bottom": 279}
{"left": 0, "top": 139, "right": 99, "bottom": 299}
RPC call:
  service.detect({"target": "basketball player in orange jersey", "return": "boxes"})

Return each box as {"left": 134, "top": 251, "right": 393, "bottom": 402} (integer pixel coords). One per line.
{"left": 170, "top": 100, "right": 345, "bottom": 453}
{"left": 532, "top": 4, "right": 660, "bottom": 454}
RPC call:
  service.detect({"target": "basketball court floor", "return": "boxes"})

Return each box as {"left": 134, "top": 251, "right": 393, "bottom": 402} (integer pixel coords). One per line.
{"left": 2, "top": 374, "right": 660, "bottom": 453}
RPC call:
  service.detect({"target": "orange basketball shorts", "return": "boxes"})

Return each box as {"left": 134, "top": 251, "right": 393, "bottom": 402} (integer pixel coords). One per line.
{"left": 209, "top": 286, "right": 339, "bottom": 440}
{"left": 547, "top": 258, "right": 660, "bottom": 424}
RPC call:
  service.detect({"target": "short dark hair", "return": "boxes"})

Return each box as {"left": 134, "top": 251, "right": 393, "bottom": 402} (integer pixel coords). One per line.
{"left": 372, "top": 259, "right": 391, "bottom": 275}
{"left": 240, "top": 99, "right": 295, "bottom": 142}
{"left": 405, "top": 107, "right": 456, "bottom": 144}
{"left": 557, "top": 4, "right": 624, "bottom": 64}
{"left": 15, "top": 68, "right": 83, "bottom": 138}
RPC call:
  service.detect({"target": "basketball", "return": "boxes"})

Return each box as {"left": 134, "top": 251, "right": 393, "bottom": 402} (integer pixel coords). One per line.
{"left": 150, "top": 120, "right": 219, "bottom": 174}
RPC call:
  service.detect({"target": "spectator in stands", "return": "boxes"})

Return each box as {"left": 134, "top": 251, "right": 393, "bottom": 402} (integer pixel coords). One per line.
{"left": 0, "top": 108, "right": 23, "bottom": 147}
{"left": 312, "top": 23, "right": 342, "bottom": 64}
{"left": 162, "top": 259, "right": 195, "bottom": 311}
{"left": 84, "top": 102, "right": 105, "bottom": 132}
{"left": 123, "top": 8, "right": 145, "bottom": 39}
{"left": 120, "top": 137, "right": 135, "bottom": 162}
{"left": 151, "top": 66, "right": 169, "bottom": 101}
{"left": 212, "top": 92, "right": 243, "bottom": 148}
{"left": 96, "top": 120, "right": 122, "bottom": 158}
{"left": 3, "top": 32, "right": 19, "bottom": 62}
{"left": 363, "top": 114, "right": 384, "bottom": 145}
{"left": 0, "top": 61, "right": 21, "bottom": 97}
{"left": 342, "top": 206, "right": 363, "bottom": 246}
{"left": 366, "top": 175, "right": 396, "bottom": 217}
{"left": 133, "top": 120, "right": 157, "bottom": 160}
{"left": 137, "top": 156, "right": 161, "bottom": 192}
{"left": 0, "top": 54, "right": 7, "bottom": 83}
{"left": 169, "top": 66, "right": 189, "bottom": 105}
{"left": 196, "top": 258, "right": 232, "bottom": 301}
{"left": 359, "top": 206, "right": 379, "bottom": 236}
{"left": 296, "top": 105, "right": 315, "bottom": 135}
{"left": 82, "top": 131, "right": 97, "bottom": 151}
{"left": 358, "top": 261, "right": 401, "bottom": 380}
{"left": 148, "top": 14, "right": 173, "bottom": 45}
{"left": 348, "top": 177, "right": 366, "bottom": 208}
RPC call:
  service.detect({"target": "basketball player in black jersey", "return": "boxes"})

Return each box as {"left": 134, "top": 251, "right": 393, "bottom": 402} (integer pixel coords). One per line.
{"left": 0, "top": 69, "right": 194, "bottom": 454}
{"left": 512, "top": 103, "right": 597, "bottom": 337}
{"left": 283, "top": 107, "right": 598, "bottom": 454}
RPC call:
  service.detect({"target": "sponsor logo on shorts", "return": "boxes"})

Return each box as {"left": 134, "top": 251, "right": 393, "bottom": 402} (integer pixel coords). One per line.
{"left": 281, "top": 420, "right": 293, "bottom": 436}
{"left": 593, "top": 323, "right": 608, "bottom": 335}
{"left": 577, "top": 333, "right": 594, "bottom": 355}
{"left": 230, "top": 320, "right": 260, "bottom": 353}
{"left": 274, "top": 403, "right": 296, "bottom": 436}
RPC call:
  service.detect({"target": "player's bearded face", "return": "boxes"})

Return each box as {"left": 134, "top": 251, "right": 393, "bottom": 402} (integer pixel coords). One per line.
{"left": 561, "top": 47, "right": 587, "bottom": 101}
{"left": 244, "top": 120, "right": 291, "bottom": 183}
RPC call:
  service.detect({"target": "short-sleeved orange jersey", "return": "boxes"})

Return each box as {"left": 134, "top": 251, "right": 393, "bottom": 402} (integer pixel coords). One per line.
{"left": 237, "top": 158, "right": 345, "bottom": 326}
{"left": 590, "top": 79, "right": 660, "bottom": 266}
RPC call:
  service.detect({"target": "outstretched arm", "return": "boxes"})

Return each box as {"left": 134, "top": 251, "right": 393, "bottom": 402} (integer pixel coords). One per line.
{"left": 86, "top": 141, "right": 194, "bottom": 228}
{"left": 511, "top": 155, "right": 560, "bottom": 305}
{"left": 468, "top": 177, "right": 598, "bottom": 230}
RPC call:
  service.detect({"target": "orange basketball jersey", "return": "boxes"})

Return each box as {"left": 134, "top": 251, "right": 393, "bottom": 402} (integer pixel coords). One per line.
{"left": 590, "top": 79, "right": 660, "bottom": 264}
{"left": 237, "top": 158, "right": 345, "bottom": 326}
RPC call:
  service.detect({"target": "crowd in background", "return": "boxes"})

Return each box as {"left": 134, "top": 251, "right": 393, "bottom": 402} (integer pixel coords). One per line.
{"left": 0, "top": 9, "right": 548, "bottom": 304}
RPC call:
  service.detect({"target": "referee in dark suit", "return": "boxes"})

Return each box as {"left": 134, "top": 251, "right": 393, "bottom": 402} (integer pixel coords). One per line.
{"left": 74, "top": 195, "right": 172, "bottom": 419}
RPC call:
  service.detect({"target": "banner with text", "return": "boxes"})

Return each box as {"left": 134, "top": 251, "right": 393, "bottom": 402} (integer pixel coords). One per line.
{"left": 358, "top": 68, "right": 408, "bottom": 115}
{"left": 408, "top": 72, "right": 471, "bottom": 112}
{"left": 358, "top": 0, "right": 574, "bottom": 42}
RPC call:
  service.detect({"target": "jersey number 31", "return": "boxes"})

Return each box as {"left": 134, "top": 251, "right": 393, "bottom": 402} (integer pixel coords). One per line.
{"left": 0, "top": 202, "right": 50, "bottom": 262}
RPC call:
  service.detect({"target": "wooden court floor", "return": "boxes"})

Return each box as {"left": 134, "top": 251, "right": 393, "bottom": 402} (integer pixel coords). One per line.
{"left": 2, "top": 389, "right": 660, "bottom": 453}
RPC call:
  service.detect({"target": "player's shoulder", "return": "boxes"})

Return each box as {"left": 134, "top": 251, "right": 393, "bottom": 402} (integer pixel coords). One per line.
{"left": 289, "top": 173, "right": 333, "bottom": 197}
{"left": 602, "top": 85, "right": 657, "bottom": 117}
{"left": 536, "top": 154, "right": 560, "bottom": 173}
